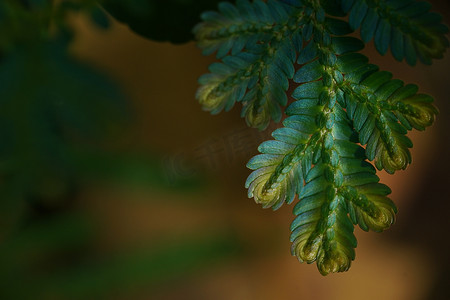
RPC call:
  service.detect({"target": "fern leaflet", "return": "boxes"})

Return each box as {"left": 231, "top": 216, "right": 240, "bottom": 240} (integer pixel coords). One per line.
{"left": 342, "top": 0, "right": 449, "bottom": 65}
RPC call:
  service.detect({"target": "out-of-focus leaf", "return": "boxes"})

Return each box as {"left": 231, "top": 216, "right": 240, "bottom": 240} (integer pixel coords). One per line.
{"left": 101, "top": 0, "right": 224, "bottom": 43}
{"left": 0, "top": 39, "right": 128, "bottom": 200}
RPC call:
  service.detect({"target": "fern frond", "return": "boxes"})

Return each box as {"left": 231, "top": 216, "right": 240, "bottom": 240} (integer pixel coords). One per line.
{"left": 341, "top": 0, "right": 449, "bottom": 65}
{"left": 195, "top": 0, "right": 442, "bottom": 275}
{"left": 245, "top": 95, "right": 318, "bottom": 209}
{"left": 194, "top": 0, "right": 303, "bottom": 129}
{"left": 336, "top": 52, "right": 438, "bottom": 172}
{"left": 291, "top": 178, "right": 357, "bottom": 275}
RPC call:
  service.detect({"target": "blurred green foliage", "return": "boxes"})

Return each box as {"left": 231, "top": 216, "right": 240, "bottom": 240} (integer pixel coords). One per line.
{"left": 0, "top": 40, "right": 127, "bottom": 201}
{"left": 0, "top": 0, "right": 126, "bottom": 237}
{"left": 0, "top": 0, "right": 206, "bottom": 217}
{"left": 0, "top": 1, "right": 240, "bottom": 299}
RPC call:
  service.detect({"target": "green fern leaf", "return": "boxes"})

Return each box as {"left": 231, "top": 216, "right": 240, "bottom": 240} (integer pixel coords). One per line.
{"left": 341, "top": 0, "right": 449, "bottom": 65}
{"left": 196, "top": 0, "right": 442, "bottom": 275}
{"left": 337, "top": 53, "right": 438, "bottom": 173}
{"left": 194, "top": 0, "right": 303, "bottom": 129}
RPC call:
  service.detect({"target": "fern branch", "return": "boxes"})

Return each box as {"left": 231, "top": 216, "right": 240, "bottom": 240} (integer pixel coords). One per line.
{"left": 196, "top": 0, "right": 442, "bottom": 275}
{"left": 288, "top": 2, "right": 358, "bottom": 274}
{"left": 335, "top": 53, "right": 438, "bottom": 173}
{"left": 341, "top": 0, "right": 449, "bottom": 64}
{"left": 195, "top": 0, "right": 305, "bottom": 129}
{"left": 248, "top": 1, "right": 401, "bottom": 274}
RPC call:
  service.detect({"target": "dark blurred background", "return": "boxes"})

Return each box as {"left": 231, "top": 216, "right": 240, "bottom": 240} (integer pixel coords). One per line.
{"left": 0, "top": 0, "right": 449, "bottom": 299}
